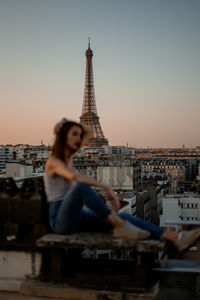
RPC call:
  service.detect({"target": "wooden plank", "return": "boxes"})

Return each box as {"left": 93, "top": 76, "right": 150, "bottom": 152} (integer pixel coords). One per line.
{"left": 37, "top": 233, "right": 165, "bottom": 252}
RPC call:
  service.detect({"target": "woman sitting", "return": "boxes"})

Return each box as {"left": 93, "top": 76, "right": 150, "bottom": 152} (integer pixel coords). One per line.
{"left": 44, "top": 118, "right": 200, "bottom": 252}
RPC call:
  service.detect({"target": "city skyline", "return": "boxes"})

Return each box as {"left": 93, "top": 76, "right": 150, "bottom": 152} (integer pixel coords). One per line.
{"left": 0, "top": 0, "right": 199, "bottom": 148}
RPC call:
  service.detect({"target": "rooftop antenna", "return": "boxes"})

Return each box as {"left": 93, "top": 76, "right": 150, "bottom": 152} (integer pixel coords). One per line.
{"left": 88, "top": 37, "right": 90, "bottom": 48}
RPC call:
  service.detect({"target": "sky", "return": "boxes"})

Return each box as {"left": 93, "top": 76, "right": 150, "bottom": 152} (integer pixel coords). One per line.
{"left": 0, "top": 0, "right": 199, "bottom": 148}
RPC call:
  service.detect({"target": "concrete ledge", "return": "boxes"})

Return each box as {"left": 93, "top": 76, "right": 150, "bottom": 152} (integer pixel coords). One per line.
{"left": 37, "top": 233, "right": 165, "bottom": 252}
{"left": 20, "top": 279, "right": 159, "bottom": 300}
{"left": 154, "top": 259, "right": 200, "bottom": 273}
{"left": 0, "top": 251, "right": 41, "bottom": 278}
{"left": 0, "top": 278, "right": 22, "bottom": 292}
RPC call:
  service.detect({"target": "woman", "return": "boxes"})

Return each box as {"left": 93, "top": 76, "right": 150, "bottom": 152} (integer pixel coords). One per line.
{"left": 44, "top": 118, "right": 200, "bottom": 252}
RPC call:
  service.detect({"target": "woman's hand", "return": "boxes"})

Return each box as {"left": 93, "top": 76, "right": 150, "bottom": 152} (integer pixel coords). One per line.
{"left": 105, "top": 186, "right": 120, "bottom": 212}
{"left": 54, "top": 118, "right": 67, "bottom": 134}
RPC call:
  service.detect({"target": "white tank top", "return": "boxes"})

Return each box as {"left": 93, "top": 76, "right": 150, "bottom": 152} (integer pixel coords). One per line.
{"left": 43, "top": 173, "right": 76, "bottom": 202}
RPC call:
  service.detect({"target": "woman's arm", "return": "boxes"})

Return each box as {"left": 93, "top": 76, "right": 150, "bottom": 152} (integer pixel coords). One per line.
{"left": 74, "top": 173, "right": 120, "bottom": 211}
{"left": 45, "top": 158, "right": 76, "bottom": 181}
{"left": 46, "top": 157, "right": 108, "bottom": 188}
{"left": 74, "top": 172, "right": 109, "bottom": 190}
{"left": 46, "top": 157, "right": 120, "bottom": 211}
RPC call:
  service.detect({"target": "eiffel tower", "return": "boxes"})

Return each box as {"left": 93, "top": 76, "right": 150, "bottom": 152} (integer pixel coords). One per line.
{"left": 80, "top": 39, "right": 109, "bottom": 147}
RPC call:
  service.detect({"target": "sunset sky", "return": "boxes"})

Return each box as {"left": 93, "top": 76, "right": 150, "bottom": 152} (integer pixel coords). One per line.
{"left": 0, "top": 0, "right": 199, "bottom": 147}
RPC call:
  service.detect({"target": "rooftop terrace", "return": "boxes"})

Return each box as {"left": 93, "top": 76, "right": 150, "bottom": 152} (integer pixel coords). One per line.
{"left": 0, "top": 177, "right": 200, "bottom": 299}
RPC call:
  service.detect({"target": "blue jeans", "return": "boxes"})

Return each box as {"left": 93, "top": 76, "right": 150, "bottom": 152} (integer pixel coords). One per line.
{"left": 48, "top": 183, "right": 164, "bottom": 240}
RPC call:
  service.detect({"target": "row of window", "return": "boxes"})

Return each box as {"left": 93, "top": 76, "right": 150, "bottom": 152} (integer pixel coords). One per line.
{"left": 181, "top": 217, "right": 199, "bottom": 221}
{"left": 75, "top": 166, "right": 97, "bottom": 170}
{"left": 181, "top": 203, "right": 198, "bottom": 208}
{"left": 143, "top": 165, "right": 184, "bottom": 169}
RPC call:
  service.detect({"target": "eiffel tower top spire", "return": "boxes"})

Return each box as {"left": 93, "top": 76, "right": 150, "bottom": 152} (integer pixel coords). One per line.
{"left": 80, "top": 41, "right": 108, "bottom": 147}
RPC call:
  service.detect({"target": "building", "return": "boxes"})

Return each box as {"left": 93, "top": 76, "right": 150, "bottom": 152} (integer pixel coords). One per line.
{"left": 97, "top": 158, "right": 141, "bottom": 191}
{"left": 186, "top": 159, "right": 199, "bottom": 181}
{"left": 196, "top": 160, "right": 200, "bottom": 185}
{"left": 6, "top": 160, "right": 33, "bottom": 178}
{"left": 118, "top": 192, "right": 137, "bottom": 215}
{"left": 136, "top": 190, "right": 151, "bottom": 222}
{"left": 142, "top": 181, "right": 166, "bottom": 225}
{"left": 0, "top": 146, "right": 14, "bottom": 171}
{"left": 142, "top": 172, "right": 168, "bottom": 185}
{"left": 16, "top": 145, "right": 51, "bottom": 161}
{"left": 141, "top": 160, "right": 186, "bottom": 181}
{"left": 136, "top": 147, "right": 200, "bottom": 160}
{"left": 133, "top": 164, "right": 142, "bottom": 190}
{"left": 160, "top": 193, "right": 200, "bottom": 230}
{"left": 0, "top": 144, "right": 51, "bottom": 174}
{"left": 73, "top": 156, "right": 97, "bottom": 180}
{"left": 77, "top": 145, "right": 135, "bottom": 159}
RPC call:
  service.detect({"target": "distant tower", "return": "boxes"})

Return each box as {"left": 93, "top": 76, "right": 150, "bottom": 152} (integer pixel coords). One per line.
{"left": 80, "top": 39, "right": 108, "bottom": 147}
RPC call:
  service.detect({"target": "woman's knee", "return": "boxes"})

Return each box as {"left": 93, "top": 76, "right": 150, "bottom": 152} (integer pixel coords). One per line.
{"left": 118, "top": 212, "right": 131, "bottom": 219}
{"left": 77, "top": 183, "right": 91, "bottom": 193}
